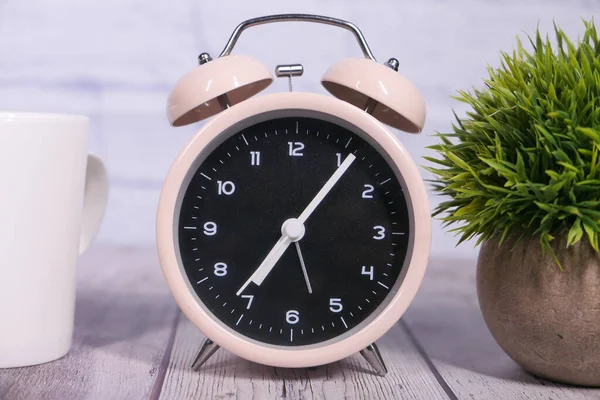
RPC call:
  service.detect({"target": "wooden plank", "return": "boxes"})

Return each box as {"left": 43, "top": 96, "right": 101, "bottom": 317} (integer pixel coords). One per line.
{"left": 0, "top": 246, "right": 179, "bottom": 400}
{"left": 158, "top": 315, "right": 452, "bottom": 400}
{"left": 2, "top": 246, "right": 596, "bottom": 399}
{"left": 403, "top": 258, "right": 600, "bottom": 400}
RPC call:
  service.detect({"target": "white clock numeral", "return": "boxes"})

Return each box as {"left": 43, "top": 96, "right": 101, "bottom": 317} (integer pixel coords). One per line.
{"left": 250, "top": 151, "right": 261, "bottom": 166}
{"left": 362, "top": 184, "right": 374, "bottom": 199}
{"left": 373, "top": 225, "right": 386, "bottom": 240}
{"left": 286, "top": 310, "right": 300, "bottom": 324}
{"left": 361, "top": 265, "right": 374, "bottom": 281}
{"left": 217, "top": 180, "right": 235, "bottom": 195}
{"left": 214, "top": 262, "right": 228, "bottom": 277}
{"left": 288, "top": 142, "right": 304, "bottom": 156}
{"left": 329, "top": 298, "right": 343, "bottom": 313}
{"left": 241, "top": 294, "right": 254, "bottom": 309}
{"left": 203, "top": 222, "right": 217, "bottom": 236}
{"left": 336, "top": 153, "right": 342, "bottom": 167}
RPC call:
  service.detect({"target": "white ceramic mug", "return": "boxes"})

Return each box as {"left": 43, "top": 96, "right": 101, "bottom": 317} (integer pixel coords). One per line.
{"left": 0, "top": 112, "right": 109, "bottom": 368}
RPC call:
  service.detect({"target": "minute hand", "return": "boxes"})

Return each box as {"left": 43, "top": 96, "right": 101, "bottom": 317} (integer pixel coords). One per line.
{"left": 297, "top": 153, "right": 356, "bottom": 223}
{"left": 235, "top": 153, "right": 356, "bottom": 295}
{"left": 251, "top": 153, "right": 356, "bottom": 286}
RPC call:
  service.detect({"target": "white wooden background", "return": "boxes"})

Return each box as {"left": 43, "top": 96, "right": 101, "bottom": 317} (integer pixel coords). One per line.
{"left": 1, "top": 246, "right": 599, "bottom": 399}
{"left": 1, "top": 0, "right": 599, "bottom": 259}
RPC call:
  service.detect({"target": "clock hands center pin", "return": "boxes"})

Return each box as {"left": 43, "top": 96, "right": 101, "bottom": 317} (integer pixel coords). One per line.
{"left": 236, "top": 153, "right": 356, "bottom": 296}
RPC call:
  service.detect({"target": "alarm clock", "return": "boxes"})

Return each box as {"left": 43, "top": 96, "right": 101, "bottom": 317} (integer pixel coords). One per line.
{"left": 157, "top": 14, "right": 431, "bottom": 376}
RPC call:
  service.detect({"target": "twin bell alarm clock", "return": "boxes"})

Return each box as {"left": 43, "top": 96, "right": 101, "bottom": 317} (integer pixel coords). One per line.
{"left": 156, "top": 14, "right": 431, "bottom": 376}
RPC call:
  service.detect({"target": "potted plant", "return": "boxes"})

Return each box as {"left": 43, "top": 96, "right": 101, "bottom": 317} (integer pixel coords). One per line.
{"left": 426, "top": 20, "right": 600, "bottom": 386}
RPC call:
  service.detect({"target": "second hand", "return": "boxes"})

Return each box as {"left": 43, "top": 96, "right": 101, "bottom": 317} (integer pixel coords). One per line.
{"left": 295, "top": 242, "right": 312, "bottom": 294}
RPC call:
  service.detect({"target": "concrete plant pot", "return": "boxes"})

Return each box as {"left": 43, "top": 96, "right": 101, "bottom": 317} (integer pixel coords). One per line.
{"left": 477, "top": 235, "right": 600, "bottom": 386}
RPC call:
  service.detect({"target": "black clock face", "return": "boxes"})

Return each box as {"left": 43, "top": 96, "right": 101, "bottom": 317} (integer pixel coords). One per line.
{"left": 178, "top": 115, "right": 411, "bottom": 346}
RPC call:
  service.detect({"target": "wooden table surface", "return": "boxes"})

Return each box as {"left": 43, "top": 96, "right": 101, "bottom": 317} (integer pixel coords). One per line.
{"left": 1, "top": 245, "right": 598, "bottom": 400}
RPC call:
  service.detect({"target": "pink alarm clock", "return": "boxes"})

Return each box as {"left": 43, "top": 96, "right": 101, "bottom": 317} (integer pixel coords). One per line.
{"left": 157, "top": 14, "right": 430, "bottom": 376}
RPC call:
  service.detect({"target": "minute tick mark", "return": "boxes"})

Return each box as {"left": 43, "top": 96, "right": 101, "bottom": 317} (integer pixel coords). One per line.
{"left": 236, "top": 314, "right": 244, "bottom": 326}
{"left": 378, "top": 282, "right": 390, "bottom": 289}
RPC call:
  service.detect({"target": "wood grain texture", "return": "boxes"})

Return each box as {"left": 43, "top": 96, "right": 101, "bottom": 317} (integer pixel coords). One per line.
{"left": 158, "top": 317, "right": 452, "bottom": 400}
{"left": 1, "top": 247, "right": 599, "bottom": 399}
{"left": 403, "top": 257, "right": 600, "bottom": 400}
{"left": 0, "top": 246, "right": 178, "bottom": 400}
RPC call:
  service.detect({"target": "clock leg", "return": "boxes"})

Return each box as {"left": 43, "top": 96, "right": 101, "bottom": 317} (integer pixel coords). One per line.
{"left": 360, "top": 343, "right": 388, "bottom": 376}
{"left": 191, "top": 338, "right": 220, "bottom": 371}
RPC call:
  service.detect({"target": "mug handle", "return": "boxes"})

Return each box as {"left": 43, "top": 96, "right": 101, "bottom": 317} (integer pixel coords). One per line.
{"left": 79, "top": 154, "right": 109, "bottom": 255}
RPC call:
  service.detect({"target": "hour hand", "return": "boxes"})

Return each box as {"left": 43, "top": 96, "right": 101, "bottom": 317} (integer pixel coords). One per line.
{"left": 236, "top": 235, "right": 291, "bottom": 296}
{"left": 236, "top": 218, "right": 304, "bottom": 296}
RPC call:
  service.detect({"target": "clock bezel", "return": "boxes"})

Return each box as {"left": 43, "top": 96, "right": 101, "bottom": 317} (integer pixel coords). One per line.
{"left": 157, "top": 91, "right": 431, "bottom": 368}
